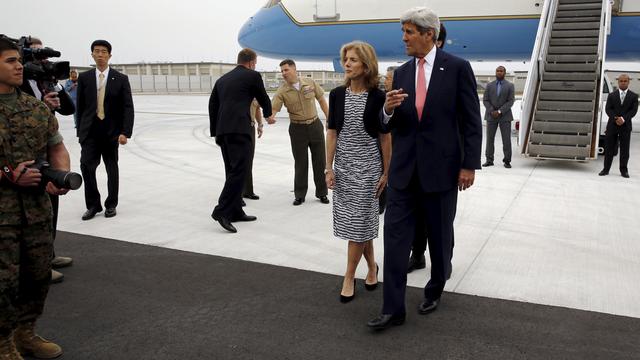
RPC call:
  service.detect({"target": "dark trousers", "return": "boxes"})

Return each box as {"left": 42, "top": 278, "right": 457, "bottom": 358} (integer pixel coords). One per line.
{"left": 213, "top": 134, "right": 251, "bottom": 221}
{"left": 486, "top": 120, "right": 512, "bottom": 163}
{"left": 0, "top": 221, "right": 53, "bottom": 336}
{"left": 80, "top": 136, "right": 120, "bottom": 211}
{"left": 49, "top": 194, "right": 58, "bottom": 260}
{"left": 603, "top": 122, "right": 631, "bottom": 172}
{"left": 382, "top": 174, "right": 457, "bottom": 316}
{"left": 288, "top": 119, "right": 327, "bottom": 199}
{"left": 243, "top": 125, "right": 256, "bottom": 197}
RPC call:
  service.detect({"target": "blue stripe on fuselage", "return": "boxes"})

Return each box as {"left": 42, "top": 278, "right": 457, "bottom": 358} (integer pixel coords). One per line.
{"left": 237, "top": 5, "right": 640, "bottom": 62}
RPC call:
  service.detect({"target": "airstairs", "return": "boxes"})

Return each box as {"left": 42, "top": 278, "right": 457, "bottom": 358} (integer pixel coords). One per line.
{"left": 520, "top": 0, "right": 613, "bottom": 160}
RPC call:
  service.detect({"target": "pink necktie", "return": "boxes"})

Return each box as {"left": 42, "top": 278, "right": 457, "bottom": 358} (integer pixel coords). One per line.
{"left": 415, "top": 57, "right": 427, "bottom": 121}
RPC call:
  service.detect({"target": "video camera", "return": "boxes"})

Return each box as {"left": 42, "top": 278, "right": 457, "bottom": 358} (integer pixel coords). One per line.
{"left": 0, "top": 34, "right": 70, "bottom": 92}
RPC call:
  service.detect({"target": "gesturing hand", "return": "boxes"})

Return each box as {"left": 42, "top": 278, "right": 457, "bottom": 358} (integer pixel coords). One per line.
{"left": 384, "top": 89, "right": 408, "bottom": 114}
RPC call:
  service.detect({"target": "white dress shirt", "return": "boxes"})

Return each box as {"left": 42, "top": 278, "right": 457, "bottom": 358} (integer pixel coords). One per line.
{"left": 28, "top": 80, "right": 43, "bottom": 100}
{"left": 95, "top": 67, "right": 110, "bottom": 91}
{"left": 619, "top": 89, "right": 627, "bottom": 123}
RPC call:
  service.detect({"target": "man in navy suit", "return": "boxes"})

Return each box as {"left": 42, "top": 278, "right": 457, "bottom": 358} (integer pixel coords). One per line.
{"left": 209, "top": 48, "right": 272, "bottom": 233}
{"left": 599, "top": 74, "right": 638, "bottom": 178}
{"left": 77, "top": 40, "right": 134, "bottom": 221}
{"left": 367, "top": 7, "right": 482, "bottom": 330}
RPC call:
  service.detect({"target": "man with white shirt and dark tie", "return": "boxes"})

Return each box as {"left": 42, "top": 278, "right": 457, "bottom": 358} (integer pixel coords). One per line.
{"left": 367, "top": 7, "right": 482, "bottom": 331}
{"left": 600, "top": 74, "right": 638, "bottom": 178}
{"left": 76, "top": 40, "right": 134, "bottom": 220}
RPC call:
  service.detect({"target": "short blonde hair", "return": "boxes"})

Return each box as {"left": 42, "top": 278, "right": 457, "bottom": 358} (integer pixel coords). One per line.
{"left": 340, "top": 41, "right": 379, "bottom": 91}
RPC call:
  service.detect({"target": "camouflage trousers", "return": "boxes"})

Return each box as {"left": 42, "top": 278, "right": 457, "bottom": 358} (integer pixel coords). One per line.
{"left": 0, "top": 221, "right": 53, "bottom": 336}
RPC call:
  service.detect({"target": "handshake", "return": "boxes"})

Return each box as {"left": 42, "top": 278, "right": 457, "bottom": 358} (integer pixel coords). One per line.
{"left": 266, "top": 115, "right": 276, "bottom": 124}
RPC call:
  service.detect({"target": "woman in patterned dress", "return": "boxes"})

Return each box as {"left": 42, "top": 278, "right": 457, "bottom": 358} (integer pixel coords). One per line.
{"left": 325, "top": 41, "right": 391, "bottom": 302}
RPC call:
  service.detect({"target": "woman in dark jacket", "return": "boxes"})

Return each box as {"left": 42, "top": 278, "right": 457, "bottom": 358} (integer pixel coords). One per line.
{"left": 325, "top": 41, "right": 391, "bottom": 303}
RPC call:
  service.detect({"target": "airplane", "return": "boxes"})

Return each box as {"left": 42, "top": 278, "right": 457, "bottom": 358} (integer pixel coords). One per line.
{"left": 240, "top": 0, "right": 640, "bottom": 161}
{"left": 238, "top": 0, "right": 640, "bottom": 69}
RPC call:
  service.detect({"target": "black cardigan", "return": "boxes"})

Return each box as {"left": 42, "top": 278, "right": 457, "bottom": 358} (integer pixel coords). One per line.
{"left": 327, "top": 86, "right": 389, "bottom": 138}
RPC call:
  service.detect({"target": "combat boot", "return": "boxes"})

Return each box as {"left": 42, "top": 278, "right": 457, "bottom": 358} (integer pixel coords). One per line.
{"left": 0, "top": 334, "right": 24, "bottom": 360}
{"left": 13, "top": 323, "right": 62, "bottom": 359}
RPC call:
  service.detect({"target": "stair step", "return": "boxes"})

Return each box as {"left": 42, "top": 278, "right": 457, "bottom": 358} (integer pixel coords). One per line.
{"left": 556, "top": 9, "right": 602, "bottom": 17}
{"left": 553, "top": 22, "right": 600, "bottom": 31}
{"left": 526, "top": 144, "right": 590, "bottom": 159}
{"left": 555, "top": 16, "right": 601, "bottom": 23}
{"left": 550, "top": 37, "right": 599, "bottom": 46}
{"left": 535, "top": 110, "right": 593, "bottom": 123}
{"left": 560, "top": 0, "right": 600, "bottom": 4}
{"left": 543, "top": 72, "right": 597, "bottom": 81}
{"left": 537, "top": 100, "right": 594, "bottom": 112}
{"left": 545, "top": 62, "right": 598, "bottom": 72}
{"left": 548, "top": 45, "right": 598, "bottom": 54}
{"left": 546, "top": 54, "right": 598, "bottom": 62}
{"left": 551, "top": 29, "right": 600, "bottom": 38}
{"left": 539, "top": 90, "right": 595, "bottom": 101}
{"left": 532, "top": 121, "right": 593, "bottom": 133}
{"left": 541, "top": 80, "right": 597, "bottom": 91}
{"left": 530, "top": 133, "right": 592, "bottom": 146}
{"left": 558, "top": 3, "right": 602, "bottom": 11}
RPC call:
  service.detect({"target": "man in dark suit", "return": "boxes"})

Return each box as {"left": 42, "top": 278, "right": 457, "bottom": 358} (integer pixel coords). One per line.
{"left": 482, "top": 66, "right": 515, "bottom": 168}
{"left": 209, "top": 48, "right": 272, "bottom": 233}
{"left": 599, "top": 74, "right": 638, "bottom": 178}
{"left": 367, "top": 7, "right": 482, "bottom": 330}
{"left": 76, "top": 40, "right": 134, "bottom": 220}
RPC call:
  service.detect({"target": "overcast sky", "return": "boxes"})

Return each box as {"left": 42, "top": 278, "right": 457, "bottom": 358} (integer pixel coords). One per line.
{"left": 4, "top": 0, "right": 303, "bottom": 71}
{"left": 5, "top": 1, "right": 635, "bottom": 74}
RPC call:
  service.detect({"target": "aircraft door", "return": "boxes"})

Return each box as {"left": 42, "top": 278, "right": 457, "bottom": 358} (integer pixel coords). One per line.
{"left": 314, "top": 0, "right": 340, "bottom": 21}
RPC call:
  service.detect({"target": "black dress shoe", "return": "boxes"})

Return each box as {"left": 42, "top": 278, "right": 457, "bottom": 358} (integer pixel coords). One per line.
{"left": 318, "top": 195, "right": 330, "bottom": 204}
{"left": 598, "top": 169, "right": 609, "bottom": 176}
{"left": 482, "top": 161, "right": 494, "bottom": 167}
{"left": 105, "top": 207, "right": 117, "bottom": 218}
{"left": 621, "top": 171, "right": 630, "bottom": 178}
{"left": 418, "top": 298, "right": 440, "bottom": 315}
{"left": 234, "top": 214, "right": 257, "bottom": 222}
{"left": 365, "top": 264, "right": 379, "bottom": 291}
{"left": 340, "top": 279, "right": 356, "bottom": 303}
{"left": 504, "top": 162, "right": 512, "bottom": 168}
{"left": 367, "top": 313, "right": 406, "bottom": 330}
{"left": 293, "top": 198, "right": 305, "bottom": 206}
{"left": 243, "top": 193, "right": 260, "bottom": 200}
{"left": 407, "top": 254, "right": 426, "bottom": 273}
{"left": 81, "top": 208, "right": 101, "bottom": 220}
{"left": 211, "top": 214, "right": 237, "bottom": 233}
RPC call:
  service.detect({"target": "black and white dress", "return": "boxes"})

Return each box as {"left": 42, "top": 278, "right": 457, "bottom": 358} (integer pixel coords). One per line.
{"left": 333, "top": 89, "right": 381, "bottom": 242}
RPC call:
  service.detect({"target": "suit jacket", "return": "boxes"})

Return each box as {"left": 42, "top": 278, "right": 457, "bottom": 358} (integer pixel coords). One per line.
{"left": 381, "top": 48, "right": 482, "bottom": 193}
{"left": 483, "top": 79, "right": 515, "bottom": 122}
{"left": 76, "top": 68, "right": 134, "bottom": 143}
{"left": 208, "top": 65, "right": 272, "bottom": 142}
{"left": 327, "top": 86, "right": 389, "bottom": 138}
{"left": 605, "top": 89, "right": 638, "bottom": 132}
{"left": 19, "top": 80, "right": 75, "bottom": 116}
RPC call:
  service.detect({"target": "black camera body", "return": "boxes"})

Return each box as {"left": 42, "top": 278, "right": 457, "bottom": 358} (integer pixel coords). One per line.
{"left": 0, "top": 34, "right": 70, "bottom": 92}
{"left": 29, "top": 159, "right": 83, "bottom": 191}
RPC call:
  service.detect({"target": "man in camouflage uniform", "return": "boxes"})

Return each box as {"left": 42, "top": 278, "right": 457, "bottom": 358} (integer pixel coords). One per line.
{"left": 0, "top": 37, "right": 70, "bottom": 359}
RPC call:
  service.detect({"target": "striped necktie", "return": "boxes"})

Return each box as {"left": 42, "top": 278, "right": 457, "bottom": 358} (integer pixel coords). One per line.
{"left": 97, "top": 73, "right": 105, "bottom": 120}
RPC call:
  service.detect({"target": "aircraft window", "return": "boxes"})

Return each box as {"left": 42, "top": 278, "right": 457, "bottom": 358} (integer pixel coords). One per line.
{"left": 264, "top": 0, "right": 281, "bottom": 8}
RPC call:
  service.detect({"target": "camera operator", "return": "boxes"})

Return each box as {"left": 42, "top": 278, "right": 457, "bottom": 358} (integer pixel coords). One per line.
{"left": 18, "top": 37, "right": 75, "bottom": 284}
{"left": 0, "top": 37, "right": 69, "bottom": 359}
